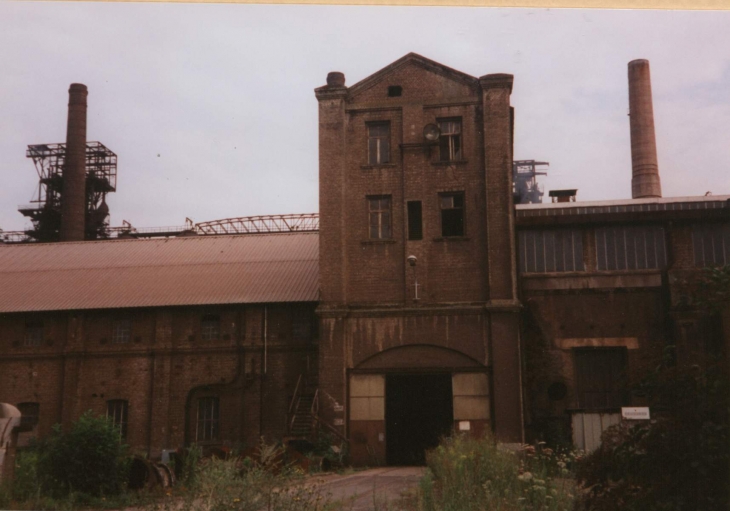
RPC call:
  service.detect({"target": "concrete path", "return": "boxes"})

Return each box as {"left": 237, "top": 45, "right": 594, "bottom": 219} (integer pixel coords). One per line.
{"left": 315, "top": 467, "right": 425, "bottom": 511}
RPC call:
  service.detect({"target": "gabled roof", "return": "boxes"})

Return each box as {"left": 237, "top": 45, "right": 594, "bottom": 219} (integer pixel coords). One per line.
{"left": 347, "top": 52, "right": 479, "bottom": 97}
{"left": 0, "top": 232, "right": 319, "bottom": 313}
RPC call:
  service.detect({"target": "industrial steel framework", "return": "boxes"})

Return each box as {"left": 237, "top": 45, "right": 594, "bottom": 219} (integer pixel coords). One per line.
{"left": 18, "top": 142, "right": 117, "bottom": 242}
{"left": 3, "top": 213, "right": 320, "bottom": 243}
{"left": 513, "top": 160, "right": 548, "bottom": 204}
{"left": 195, "top": 214, "right": 320, "bottom": 235}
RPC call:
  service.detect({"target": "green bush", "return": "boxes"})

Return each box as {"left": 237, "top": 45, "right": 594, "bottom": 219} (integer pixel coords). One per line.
{"left": 36, "top": 410, "right": 131, "bottom": 497}
{"left": 416, "top": 434, "right": 575, "bottom": 511}
{"left": 575, "top": 363, "right": 729, "bottom": 511}
{"left": 12, "top": 447, "right": 42, "bottom": 502}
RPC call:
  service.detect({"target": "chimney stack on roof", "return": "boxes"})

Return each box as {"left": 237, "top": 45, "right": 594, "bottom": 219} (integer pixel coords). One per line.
{"left": 628, "top": 60, "right": 662, "bottom": 199}
{"left": 59, "top": 83, "right": 88, "bottom": 242}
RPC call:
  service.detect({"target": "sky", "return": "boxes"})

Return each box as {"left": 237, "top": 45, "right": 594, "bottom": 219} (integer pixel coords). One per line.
{"left": 1, "top": 4, "right": 729, "bottom": 232}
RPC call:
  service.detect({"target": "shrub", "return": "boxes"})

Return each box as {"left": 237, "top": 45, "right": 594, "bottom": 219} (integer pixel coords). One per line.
{"left": 416, "top": 434, "right": 575, "bottom": 511}
{"left": 36, "top": 410, "right": 131, "bottom": 497}
{"left": 575, "top": 363, "right": 729, "bottom": 511}
{"left": 152, "top": 439, "right": 331, "bottom": 511}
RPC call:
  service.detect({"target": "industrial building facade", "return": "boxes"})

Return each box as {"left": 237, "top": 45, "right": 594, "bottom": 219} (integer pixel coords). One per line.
{"left": 0, "top": 54, "right": 728, "bottom": 465}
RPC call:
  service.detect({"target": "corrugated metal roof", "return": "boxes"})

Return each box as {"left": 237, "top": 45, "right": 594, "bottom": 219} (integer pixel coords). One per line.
{"left": 0, "top": 233, "right": 319, "bottom": 313}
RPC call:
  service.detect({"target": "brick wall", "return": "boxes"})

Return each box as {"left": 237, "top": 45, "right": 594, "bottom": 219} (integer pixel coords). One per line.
{"left": 0, "top": 302, "right": 318, "bottom": 457}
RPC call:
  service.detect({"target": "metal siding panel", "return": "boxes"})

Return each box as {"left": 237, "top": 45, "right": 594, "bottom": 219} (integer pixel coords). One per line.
{"left": 0, "top": 233, "right": 319, "bottom": 312}
{"left": 572, "top": 413, "right": 585, "bottom": 451}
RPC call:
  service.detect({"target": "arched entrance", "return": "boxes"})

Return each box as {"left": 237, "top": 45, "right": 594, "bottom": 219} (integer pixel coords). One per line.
{"left": 349, "top": 345, "right": 490, "bottom": 466}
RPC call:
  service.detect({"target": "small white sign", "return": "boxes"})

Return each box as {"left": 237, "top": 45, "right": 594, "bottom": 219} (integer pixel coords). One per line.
{"left": 458, "top": 420, "right": 471, "bottom": 431}
{"left": 333, "top": 404, "right": 344, "bottom": 412}
{"left": 622, "top": 407, "right": 650, "bottom": 420}
{"left": 333, "top": 418, "right": 344, "bottom": 426}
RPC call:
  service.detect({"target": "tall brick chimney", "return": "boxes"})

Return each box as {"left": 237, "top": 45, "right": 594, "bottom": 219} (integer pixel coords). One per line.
{"left": 628, "top": 60, "right": 662, "bottom": 199}
{"left": 59, "top": 83, "right": 88, "bottom": 242}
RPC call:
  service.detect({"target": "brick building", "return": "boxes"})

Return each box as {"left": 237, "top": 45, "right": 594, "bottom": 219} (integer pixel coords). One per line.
{"left": 0, "top": 53, "right": 728, "bottom": 465}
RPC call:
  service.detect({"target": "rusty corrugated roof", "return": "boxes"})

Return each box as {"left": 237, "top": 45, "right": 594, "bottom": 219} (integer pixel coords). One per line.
{"left": 0, "top": 232, "right": 319, "bottom": 313}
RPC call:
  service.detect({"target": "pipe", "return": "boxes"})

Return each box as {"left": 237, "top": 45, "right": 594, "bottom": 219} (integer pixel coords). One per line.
{"left": 60, "top": 83, "right": 88, "bottom": 242}
{"left": 628, "top": 60, "right": 662, "bottom": 199}
{"left": 263, "top": 306, "right": 268, "bottom": 375}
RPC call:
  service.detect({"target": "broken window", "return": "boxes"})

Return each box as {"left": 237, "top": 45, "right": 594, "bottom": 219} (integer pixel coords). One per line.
{"left": 518, "top": 229, "right": 585, "bottom": 273}
{"left": 106, "top": 399, "right": 128, "bottom": 439}
{"left": 201, "top": 314, "right": 220, "bottom": 341}
{"left": 112, "top": 318, "right": 132, "bottom": 344}
{"left": 439, "top": 120, "right": 462, "bottom": 161}
{"left": 574, "top": 348, "right": 627, "bottom": 410}
{"left": 595, "top": 225, "right": 667, "bottom": 270}
{"left": 440, "top": 193, "right": 465, "bottom": 237}
{"left": 368, "top": 196, "right": 392, "bottom": 239}
{"left": 692, "top": 223, "right": 730, "bottom": 267}
{"left": 368, "top": 123, "right": 390, "bottom": 165}
{"left": 17, "top": 402, "right": 39, "bottom": 430}
{"left": 407, "top": 201, "right": 423, "bottom": 241}
{"left": 24, "top": 321, "right": 43, "bottom": 347}
{"left": 196, "top": 396, "right": 219, "bottom": 442}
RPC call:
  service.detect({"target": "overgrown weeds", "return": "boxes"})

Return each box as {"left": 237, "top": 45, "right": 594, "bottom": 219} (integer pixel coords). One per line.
{"left": 151, "top": 438, "right": 334, "bottom": 511}
{"left": 412, "top": 434, "right": 575, "bottom": 511}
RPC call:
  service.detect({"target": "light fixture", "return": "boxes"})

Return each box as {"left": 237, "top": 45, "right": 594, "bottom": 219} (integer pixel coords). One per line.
{"left": 423, "top": 123, "right": 440, "bottom": 142}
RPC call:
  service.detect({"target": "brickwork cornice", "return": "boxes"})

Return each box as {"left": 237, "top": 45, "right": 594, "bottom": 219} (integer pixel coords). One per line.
{"left": 479, "top": 73, "right": 514, "bottom": 93}
{"left": 315, "top": 86, "right": 348, "bottom": 101}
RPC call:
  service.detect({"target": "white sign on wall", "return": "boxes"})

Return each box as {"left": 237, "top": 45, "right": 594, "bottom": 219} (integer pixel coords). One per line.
{"left": 621, "top": 407, "right": 650, "bottom": 420}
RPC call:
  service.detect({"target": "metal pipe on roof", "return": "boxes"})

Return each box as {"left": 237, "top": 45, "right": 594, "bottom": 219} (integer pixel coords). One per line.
{"left": 60, "top": 84, "right": 88, "bottom": 242}
{"left": 628, "top": 60, "right": 662, "bottom": 199}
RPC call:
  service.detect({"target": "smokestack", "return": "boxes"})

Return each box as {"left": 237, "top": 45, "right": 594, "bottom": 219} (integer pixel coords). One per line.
{"left": 60, "top": 83, "right": 88, "bottom": 242}
{"left": 628, "top": 60, "right": 662, "bottom": 199}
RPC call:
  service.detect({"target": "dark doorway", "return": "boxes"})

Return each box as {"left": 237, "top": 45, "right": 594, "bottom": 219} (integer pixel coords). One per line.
{"left": 386, "top": 373, "right": 453, "bottom": 465}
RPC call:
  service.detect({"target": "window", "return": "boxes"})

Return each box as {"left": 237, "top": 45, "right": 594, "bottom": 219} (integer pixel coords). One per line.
{"left": 387, "top": 85, "right": 402, "bottom": 97}
{"left": 692, "top": 223, "right": 730, "bottom": 267}
{"left": 439, "top": 120, "right": 462, "bottom": 161}
{"left": 292, "top": 314, "right": 312, "bottom": 340}
{"left": 201, "top": 314, "right": 220, "bottom": 341}
{"left": 367, "top": 123, "right": 390, "bottom": 165}
{"left": 17, "top": 402, "right": 39, "bottom": 430}
{"left": 574, "top": 348, "right": 627, "bottom": 410}
{"left": 407, "top": 201, "right": 423, "bottom": 241}
{"left": 519, "top": 229, "right": 585, "bottom": 273}
{"left": 106, "top": 400, "right": 128, "bottom": 439}
{"left": 440, "top": 193, "right": 465, "bottom": 237}
{"left": 595, "top": 225, "right": 667, "bottom": 271}
{"left": 112, "top": 318, "right": 132, "bottom": 344}
{"left": 24, "top": 321, "right": 43, "bottom": 347}
{"left": 368, "top": 196, "right": 392, "bottom": 239}
{"left": 196, "top": 397, "right": 220, "bottom": 442}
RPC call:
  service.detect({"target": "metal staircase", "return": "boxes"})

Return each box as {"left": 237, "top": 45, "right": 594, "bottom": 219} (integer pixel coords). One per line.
{"left": 286, "top": 374, "right": 319, "bottom": 440}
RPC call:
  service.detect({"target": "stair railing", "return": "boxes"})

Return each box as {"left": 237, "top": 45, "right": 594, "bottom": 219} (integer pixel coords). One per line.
{"left": 287, "top": 374, "right": 303, "bottom": 434}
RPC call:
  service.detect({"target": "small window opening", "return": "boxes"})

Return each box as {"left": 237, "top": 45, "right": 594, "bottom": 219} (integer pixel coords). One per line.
{"left": 368, "top": 123, "right": 390, "bottom": 165}
{"left": 440, "top": 193, "right": 465, "bottom": 237}
{"left": 368, "top": 196, "right": 392, "bottom": 239}
{"left": 407, "top": 201, "right": 423, "bottom": 241}
{"left": 388, "top": 85, "right": 402, "bottom": 97}
{"left": 196, "top": 396, "right": 220, "bottom": 442}
{"left": 17, "top": 402, "right": 40, "bottom": 429}
{"left": 112, "top": 318, "right": 132, "bottom": 344}
{"left": 106, "top": 399, "right": 129, "bottom": 439}
{"left": 24, "top": 321, "right": 43, "bottom": 347}
{"left": 201, "top": 314, "right": 220, "bottom": 341}
{"left": 439, "top": 120, "right": 462, "bottom": 161}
